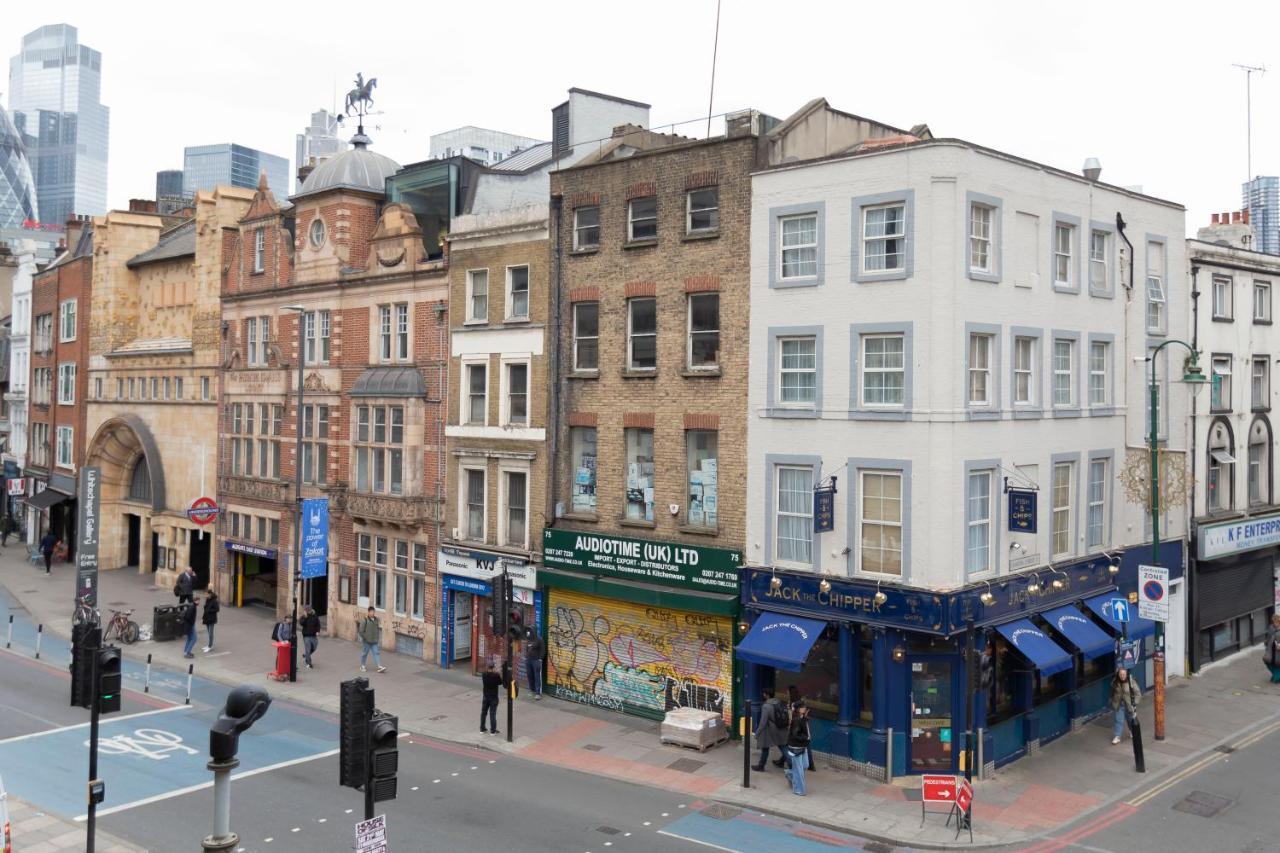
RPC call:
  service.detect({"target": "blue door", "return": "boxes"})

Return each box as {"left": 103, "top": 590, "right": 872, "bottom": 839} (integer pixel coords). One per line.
{"left": 908, "top": 656, "right": 959, "bottom": 773}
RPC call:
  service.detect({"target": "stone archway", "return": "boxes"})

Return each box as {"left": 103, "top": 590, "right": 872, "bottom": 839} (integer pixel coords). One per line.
{"left": 85, "top": 415, "right": 167, "bottom": 572}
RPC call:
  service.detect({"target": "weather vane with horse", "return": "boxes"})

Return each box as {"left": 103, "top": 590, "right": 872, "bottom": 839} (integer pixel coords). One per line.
{"left": 338, "top": 72, "right": 378, "bottom": 137}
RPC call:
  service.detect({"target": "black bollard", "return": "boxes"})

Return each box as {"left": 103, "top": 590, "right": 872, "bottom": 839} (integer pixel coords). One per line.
{"left": 1130, "top": 715, "right": 1146, "bottom": 773}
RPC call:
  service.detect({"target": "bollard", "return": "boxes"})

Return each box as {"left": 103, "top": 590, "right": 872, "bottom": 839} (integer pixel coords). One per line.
{"left": 144, "top": 653, "right": 152, "bottom": 693}
{"left": 186, "top": 663, "right": 194, "bottom": 705}
{"left": 34, "top": 623, "right": 42, "bottom": 659}
{"left": 5, "top": 613, "right": 11, "bottom": 648}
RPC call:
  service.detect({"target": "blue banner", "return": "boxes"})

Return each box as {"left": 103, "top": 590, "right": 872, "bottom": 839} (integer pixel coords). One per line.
{"left": 300, "top": 497, "right": 329, "bottom": 580}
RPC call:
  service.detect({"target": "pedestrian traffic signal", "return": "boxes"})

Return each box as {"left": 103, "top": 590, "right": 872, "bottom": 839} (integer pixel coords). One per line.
{"left": 96, "top": 646, "right": 122, "bottom": 715}
{"left": 340, "top": 678, "right": 373, "bottom": 789}
{"left": 507, "top": 608, "right": 524, "bottom": 642}
{"left": 70, "top": 623, "right": 100, "bottom": 709}
{"left": 367, "top": 712, "right": 398, "bottom": 803}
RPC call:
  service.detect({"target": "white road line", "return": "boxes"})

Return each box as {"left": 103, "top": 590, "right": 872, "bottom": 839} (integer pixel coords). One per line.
{"left": 75, "top": 748, "right": 340, "bottom": 820}
{"left": 656, "top": 830, "right": 740, "bottom": 852}
{"left": 0, "top": 704, "right": 186, "bottom": 744}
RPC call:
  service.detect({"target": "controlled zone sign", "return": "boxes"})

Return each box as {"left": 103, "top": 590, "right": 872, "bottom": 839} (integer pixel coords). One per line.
{"left": 1137, "top": 564, "right": 1169, "bottom": 622}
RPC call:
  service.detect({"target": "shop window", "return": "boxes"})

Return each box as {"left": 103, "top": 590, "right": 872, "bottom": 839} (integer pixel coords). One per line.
{"left": 987, "top": 637, "right": 1017, "bottom": 723}
{"left": 569, "top": 427, "right": 597, "bottom": 513}
{"left": 685, "top": 430, "right": 718, "bottom": 529}
{"left": 859, "top": 629, "right": 874, "bottom": 723}
{"left": 774, "top": 623, "right": 840, "bottom": 721}
{"left": 624, "top": 427, "right": 655, "bottom": 522}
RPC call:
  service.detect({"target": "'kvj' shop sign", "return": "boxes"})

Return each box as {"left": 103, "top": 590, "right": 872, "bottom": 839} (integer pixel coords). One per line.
{"left": 542, "top": 528, "right": 740, "bottom": 593}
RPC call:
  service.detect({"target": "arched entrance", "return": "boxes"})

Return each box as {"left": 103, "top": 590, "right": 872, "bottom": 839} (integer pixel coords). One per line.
{"left": 85, "top": 415, "right": 166, "bottom": 573}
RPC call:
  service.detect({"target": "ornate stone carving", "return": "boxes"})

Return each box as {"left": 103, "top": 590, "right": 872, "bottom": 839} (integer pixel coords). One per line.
{"left": 345, "top": 491, "right": 439, "bottom": 525}
{"left": 303, "top": 372, "right": 329, "bottom": 392}
{"left": 218, "top": 475, "right": 291, "bottom": 504}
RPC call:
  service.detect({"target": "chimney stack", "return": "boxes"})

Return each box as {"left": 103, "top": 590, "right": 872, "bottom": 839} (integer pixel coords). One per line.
{"left": 128, "top": 198, "right": 158, "bottom": 214}
{"left": 1212, "top": 213, "right": 1220, "bottom": 225}
{"left": 1232, "top": 211, "right": 1242, "bottom": 224}
{"left": 1244, "top": 208, "right": 1250, "bottom": 224}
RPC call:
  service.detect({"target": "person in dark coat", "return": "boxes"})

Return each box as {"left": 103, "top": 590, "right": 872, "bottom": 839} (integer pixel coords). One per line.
{"left": 1, "top": 516, "right": 15, "bottom": 547}
{"left": 180, "top": 599, "right": 199, "bottom": 658}
{"left": 480, "top": 658, "right": 506, "bottom": 735}
{"left": 783, "top": 703, "right": 812, "bottom": 796}
{"left": 784, "top": 685, "right": 816, "bottom": 773}
{"left": 40, "top": 532, "right": 56, "bottom": 573}
{"left": 752, "top": 689, "right": 789, "bottom": 771}
{"left": 174, "top": 566, "right": 195, "bottom": 604}
{"left": 524, "top": 628, "right": 545, "bottom": 699}
{"left": 1264, "top": 614, "right": 1280, "bottom": 683}
{"left": 201, "top": 591, "right": 220, "bottom": 652}
{"left": 301, "top": 605, "right": 321, "bottom": 669}
{"left": 1109, "top": 666, "right": 1140, "bottom": 744}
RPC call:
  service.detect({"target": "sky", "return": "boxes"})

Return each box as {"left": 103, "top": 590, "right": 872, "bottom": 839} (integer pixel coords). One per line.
{"left": 5, "top": 0, "right": 1280, "bottom": 235}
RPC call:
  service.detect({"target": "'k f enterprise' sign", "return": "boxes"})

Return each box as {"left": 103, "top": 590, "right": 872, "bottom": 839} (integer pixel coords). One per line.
{"left": 1199, "top": 511, "right": 1280, "bottom": 561}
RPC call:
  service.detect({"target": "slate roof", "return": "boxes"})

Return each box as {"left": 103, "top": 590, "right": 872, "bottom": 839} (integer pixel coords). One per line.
{"left": 350, "top": 366, "right": 428, "bottom": 398}
{"left": 126, "top": 219, "right": 195, "bottom": 268}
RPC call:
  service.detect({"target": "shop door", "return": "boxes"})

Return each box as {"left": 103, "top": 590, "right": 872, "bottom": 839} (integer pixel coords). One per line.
{"left": 151, "top": 532, "right": 162, "bottom": 573}
{"left": 453, "top": 592, "right": 473, "bottom": 661}
{"left": 126, "top": 515, "right": 141, "bottom": 568}
{"left": 304, "top": 575, "right": 329, "bottom": 617}
{"left": 909, "top": 657, "right": 956, "bottom": 773}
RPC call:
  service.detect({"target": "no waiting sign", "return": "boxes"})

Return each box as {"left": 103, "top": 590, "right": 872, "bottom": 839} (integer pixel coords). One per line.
{"left": 1138, "top": 564, "right": 1169, "bottom": 622}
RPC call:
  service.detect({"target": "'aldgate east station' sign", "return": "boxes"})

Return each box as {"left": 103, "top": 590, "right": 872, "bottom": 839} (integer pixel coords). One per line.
{"left": 542, "top": 528, "right": 740, "bottom": 593}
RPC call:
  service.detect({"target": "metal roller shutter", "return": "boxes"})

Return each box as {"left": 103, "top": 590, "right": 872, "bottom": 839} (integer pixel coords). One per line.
{"left": 1199, "top": 557, "right": 1274, "bottom": 627}
{"left": 546, "top": 588, "right": 734, "bottom": 723}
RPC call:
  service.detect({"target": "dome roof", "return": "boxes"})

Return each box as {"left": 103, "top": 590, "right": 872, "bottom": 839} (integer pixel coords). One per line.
{"left": 0, "top": 103, "right": 37, "bottom": 229}
{"left": 293, "top": 134, "right": 400, "bottom": 201}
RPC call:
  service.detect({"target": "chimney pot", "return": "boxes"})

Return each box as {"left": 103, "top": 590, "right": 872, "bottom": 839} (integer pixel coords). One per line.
{"left": 1244, "top": 208, "right": 1250, "bottom": 224}
{"left": 1233, "top": 211, "right": 1242, "bottom": 224}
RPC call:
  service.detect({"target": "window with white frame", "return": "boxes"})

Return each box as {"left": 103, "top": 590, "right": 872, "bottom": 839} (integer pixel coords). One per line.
{"left": 246, "top": 318, "right": 259, "bottom": 365}
{"left": 30, "top": 422, "right": 48, "bottom": 466}
{"left": 863, "top": 335, "right": 905, "bottom": 406}
{"left": 624, "top": 427, "right": 655, "bottom": 521}
{"left": 965, "top": 470, "right": 992, "bottom": 573}
{"left": 1013, "top": 337, "right": 1035, "bottom": 404}
{"left": 1086, "top": 458, "right": 1108, "bottom": 549}
{"left": 573, "top": 206, "right": 600, "bottom": 250}
{"left": 969, "top": 203, "right": 993, "bottom": 273}
{"left": 967, "top": 334, "right": 992, "bottom": 406}
{"left": 1213, "top": 275, "right": 1233, "bottom": 320}
{"left": 1089, "top": 230, "right": 1108, "bottom": 290}
{"left": 253, "top": 228, "right": 265, "bottom": 273}
{"left": 1053, "top": 223, "right": 1073, "bottom": 286}
{"left": 201, "top": 376, "right": 211, "bottom": 400}
{"left": 627, "top": 298, "right": 657, "bottom": 370}
{"left": 151, "top": 377, "right": 159, "bottom": 399}
{"left": 32, "top": 367, "right": 52, "bottom": 406}
{"left": 1211, "top": 355, "right": 1232, "bottom": 411}
{"left": 393, "top": 540, "right": 409, "bottom": 616}
{"left": 779, "top": 214, "right": 818, "bottom": 279}
{"left": 396, "top": 304, "right": 409, "bottom": 360}
{"left": 1088, "top": 340, "right": 1109, "bottom": 406}
{"left": 1249, "top": 418, "right": 1269, "bottom": 506}
{"left": 33, "top": 314, "right": 52, "bottom": 353}
{"left": 572, "top": 302, "right": 598, "bottom": 371}
{"left": 687, "top": 188, "right": 719, "bottom": 233}
{"left": 302, "top": 404, "right": 328, "bottom": 485}
{"left": 464, "top": 362, "right": 486, "bottom": 425}
{"left": 304, "top": 310, "right": 330, "bottom": 364}
{"left": 505, "top": 363, "right": 528, "bottom": 426}
{"left": 57, "top": 363, "right": 75, "bottom": 404}
{"left": 778, "top": 337, "right": 817, "bottom": 405}
{"left": 1051, "top": 461, "right": 1073, "bottom": 557}
{"left": 686, "top": 430, "right": 718, "bottom": 529}
{"left": 56, "top": 426, "right": 73, "bottom": 468}
{"left": 94, "top": 378, "right": 103, "bottom": 399}
{"left": 411, "top": 543, "right": 427, "bottom": 620}
{"left": 1052, "top": 339, "right": 1075, "bottom": 406}
{"left": 1255, "top": 281, "right": 1272, "bottom": 323}
{"left": 863, "top": 204, "right": 906, "bottom": 273}
{"left": 175, "top": 377, "right": 183, "bottom": 399}
{"left": 504, "top": 470, "right": 527, "bottom": 548}
{"left": 466, "top": 270, "right": 488, "bottom": 323}
{"left": 356, "top": 534, "right": 372, "bottom": 607}
{"left": 1253, "top": 357, "right": 1269, "bottom": 411}
{"left": 353, "top": 405, "right": 404, "bottom": 494}
{"left": 1146, "top": 240, "right": 1166, "bottom": 332}
{"left": 687, "top": 293, "right": 719, "bottom": 370}
{"left": 373, "top": 536, "right": 388, "bottom": 610}
{"left": 859, "top": 470, "right": 903, "bottom": 575}
{"left": 59, "top": 299, "right": 76, "bottom": 342}
{"left": 775, "top": 466, "right": 813, "bottom": 566}
{"left": 569, "top": 427, "right": 597, "bottom": 513}
{"left": 628, "top": 197, "right": 657, "bottom": 241}
{"left": 507, "top": 266, "right": 529, "bottom": 320}
{"left": 1208, "top": 421, "right": 1234, "bottom": 511}
{"left": 464, "top": 467, "right": 486, "bottom": 540}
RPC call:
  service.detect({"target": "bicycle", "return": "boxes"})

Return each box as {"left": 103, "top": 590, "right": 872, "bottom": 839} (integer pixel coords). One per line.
{"left": 103, "top": 608, "right": 140, "bottom": 645}
{"left": 72, "top": 595, "right": 100, "bottom": 628}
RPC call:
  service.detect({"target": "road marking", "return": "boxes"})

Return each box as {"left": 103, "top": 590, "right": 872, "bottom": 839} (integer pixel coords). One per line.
{"left": 1126, "top": 718, "right": 1280, "bottom": 807}
{"left": 1018, "top": 803, "right": 1135, "bottom": 853}
{"left": 75, "top": 747, "right": 340, "bottom": 820}
{"left": 291, "top": 827, "right": 300, "bottom": 832}
{"left": 0, "top": 704, "right": 185, "bottom": 744}
{"left": 657, "top": 829, "right": 739, "bottom": 852}
{"left": 318, "top": 818, "right": 326, "bottom": 823}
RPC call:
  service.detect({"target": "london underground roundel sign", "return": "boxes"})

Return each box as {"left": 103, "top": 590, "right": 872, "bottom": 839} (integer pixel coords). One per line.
{"left": 187, "top": 496, "right": 220, "bottom": 525}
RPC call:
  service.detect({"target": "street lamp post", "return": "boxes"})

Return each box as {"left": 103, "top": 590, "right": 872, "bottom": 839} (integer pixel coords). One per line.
{"left": 283, "top": 305, "right": 306, "bottom": 683}
{"left": 1146, "top": 339, "right": 1206, "bottom": 741}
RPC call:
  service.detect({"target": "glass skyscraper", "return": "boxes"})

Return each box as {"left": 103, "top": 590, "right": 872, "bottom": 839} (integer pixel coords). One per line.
{"left": 183, "top": 144, "right": 289, "bottom": 201}
{"left": 7, "top": 24, "right": 110, "bottom": 226}
{"left": 1243, "top": 176, "right": 1280, "bottom": 256}
{"left": 0, "top": 102, "right": 38, "bottom": 230}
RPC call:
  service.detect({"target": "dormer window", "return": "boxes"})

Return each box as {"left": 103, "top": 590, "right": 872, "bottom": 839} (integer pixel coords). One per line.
{"left": 309, "top": 217, "right": 326, "bottom": 249}
{"left": 253, "top": 228, "right": 265, "bottom": 273}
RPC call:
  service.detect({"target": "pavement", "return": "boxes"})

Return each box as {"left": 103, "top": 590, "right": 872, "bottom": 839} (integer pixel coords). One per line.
{"left": 3, "top": 550, "right": 1279, "bottom": 849}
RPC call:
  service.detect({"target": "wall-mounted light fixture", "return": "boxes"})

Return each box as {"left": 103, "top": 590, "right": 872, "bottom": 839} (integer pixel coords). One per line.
{"left": 1027, "top": 573, "right": 1041, "bottom": 594}
{"left": 979, "top": 580, "right": 996, "bottom": 606}
{"left": 873, "top": 580, "right": 888, "bottom": 607}
{"left": 819, "top": 577, "right": 832, "bottom": 594}
{"left": 770, "top": 574, "right": 782, "bottom": 592}
{"left": 892, "top": 645, "right": 905, "bottom": 663}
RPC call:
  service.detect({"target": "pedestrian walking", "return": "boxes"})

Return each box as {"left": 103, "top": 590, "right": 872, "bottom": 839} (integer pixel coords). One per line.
{"left": 480, "top": 658, "right": 505, "bottom": 734}
{"left": 751, "top": 689, "right": 789, "bottom": 771}
{"left": 39, "top": 532, "right": 56, "bottom": 574}
{"left": 1109, "top": 666, "right": 1140, "bottom": 744}
{"left": 783, "top": 703, "right": 812, "bottom": 796}
{"left": 181, "top": 598, "right": 199, "bottom": 658}
{"left": 358, "top": 606, "right": 386, "bottom": 673}
{"left": 1, "top": 516, "right": 15, "bottom": 547}
{"left": 785, "top": 685, "right": 816, "bottom": 773}
{"left": 201, "top": 591, "right": 220, "bottom": 652}
{"left": 524, "top": 628, "right": 544, "bottom": 699}
{"left": 1264, "top": 614, "right": 1280, "bottom": 683}
{"left": 174, "top": 566, "right": 195, "bottom": 605}
{"left": 301, "top": 605, "right": 320, "bottom": 669}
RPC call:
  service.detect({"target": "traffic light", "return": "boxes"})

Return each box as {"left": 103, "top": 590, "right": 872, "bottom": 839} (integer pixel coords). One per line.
{"left": 340, "top": 678, "right": 373, "bottom": 789}
{"left": 367, "top": 712, "right": 398, "bottom": 803}
{"left": 491, "top": 575, "right": 509, "bottom": 639}
{"left": 70, "top": 624, "right": 100, "bottom": 709}
{"left": 96, "top": 646, "right": 122, "bottom": 715}
{"left": 210, "top": 685, "right": 271, "bottom": 761}
{"left": 507, "top": 608, "right": 524, "bottom": 643}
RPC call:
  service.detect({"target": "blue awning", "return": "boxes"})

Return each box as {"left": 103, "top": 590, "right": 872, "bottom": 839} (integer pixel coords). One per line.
{"left": 735, "top": 612, "right": 828, "bottom": 672}
{"left": 1084, "top": 593, "right": 1155, "bottom": 641}
{"left": 1043, "top": 605, "right": 1114, "bottom": 660}
{"left": 994, "top": 619, "right": 1073, "bottom": 676}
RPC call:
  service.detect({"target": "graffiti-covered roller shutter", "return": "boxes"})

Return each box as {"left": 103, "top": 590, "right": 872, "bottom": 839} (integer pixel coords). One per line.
{"left": 547, "top": 589, "right": 733, "bottom": 723}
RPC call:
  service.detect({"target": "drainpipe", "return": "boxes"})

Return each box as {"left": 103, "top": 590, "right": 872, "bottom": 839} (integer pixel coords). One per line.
{"left": 1115, "top": 212, "right": 1135, "bottom": 294}
{"left": 547, "top": 194, "right": 564, "bottom": 530}
{"left": 1188, "top": 264, "right": 1201, "bottom": 673}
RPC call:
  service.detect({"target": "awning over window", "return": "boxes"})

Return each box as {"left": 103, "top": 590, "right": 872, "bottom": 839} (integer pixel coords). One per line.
{"left": 1084, "top": 593, "right": 1155, "bottom": 641}
{"left": 25, "top": 488, "right": 68, "bottom": 510}
{"left": 1043, "top": 604, "right": 1114, "bottom": 659}
{"left": 734, "top": 612, "right": 828, "bottom": 672}
{"left": 994, "top": 618, "right": 1073, "bottom": 676}
{"left": 1210, "top": 448, "right": 1236, "bottom": 464}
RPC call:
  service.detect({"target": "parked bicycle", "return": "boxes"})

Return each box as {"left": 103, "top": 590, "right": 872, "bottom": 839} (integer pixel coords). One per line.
{"left": 103, "top": 608, "right": 140, "bottom": 645}
{"left": 72, "top": 595, "right": 100, "bottom": 628}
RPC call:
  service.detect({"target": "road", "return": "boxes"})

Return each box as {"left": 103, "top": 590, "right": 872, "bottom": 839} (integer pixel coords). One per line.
{"left": 0, "top": 647, "right": 901, "bottom": 852}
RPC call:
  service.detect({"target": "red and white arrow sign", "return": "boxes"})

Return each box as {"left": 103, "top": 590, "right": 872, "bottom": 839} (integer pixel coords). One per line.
{"left": 922, "top": 774, "right": 957, "bottom": 804}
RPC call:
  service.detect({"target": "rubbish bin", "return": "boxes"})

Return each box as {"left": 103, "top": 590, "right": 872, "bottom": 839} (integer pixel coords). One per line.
{"left": 152, "top": 605, "right": 178, "bottom": 642}
{"left": 269, "top": 641, "right": 292, "bottom": 681}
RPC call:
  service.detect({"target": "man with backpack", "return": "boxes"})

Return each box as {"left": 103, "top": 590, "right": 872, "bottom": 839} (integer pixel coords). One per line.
{"left": 752, "top": 688, "right": 790, "bottom": 771}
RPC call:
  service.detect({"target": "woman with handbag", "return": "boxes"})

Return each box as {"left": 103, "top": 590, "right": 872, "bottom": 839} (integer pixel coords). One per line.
{"left": 1264, "top": 614, "right": 1280, "bottom": 683}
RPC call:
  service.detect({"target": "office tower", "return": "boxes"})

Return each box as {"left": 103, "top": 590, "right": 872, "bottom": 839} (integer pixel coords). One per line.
{"left": 1243, "top": 176, "right": 1279, "bottom": 255}
{"left": 183, "top": 143, "right": 289, "bottom": 201}
{"left": 295, "top": 109, "right": 343, "bottom": 191}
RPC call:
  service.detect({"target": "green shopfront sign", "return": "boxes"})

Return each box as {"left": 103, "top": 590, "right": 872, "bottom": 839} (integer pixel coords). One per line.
{"left": 542, "top": 528, "right": 740, "bottom": 593}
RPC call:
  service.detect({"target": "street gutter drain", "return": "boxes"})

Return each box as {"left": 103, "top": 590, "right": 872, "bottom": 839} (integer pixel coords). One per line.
{"left": 595, "top": 826, "right": 621, "bottom": 835}
{"left": 863, "top": 844, "right": 894, "bottom": 853}
{"left": 1173, "top": 791, "right": 1233, "bottom": 818}
{"left": 667, "top": 757, "right": 705, "bottom": 773}
{"left": 582, "top": 743, "right": 605, "bottom": 751}
{"left": 700, "top": 804, "right": 740, "bottom": 821}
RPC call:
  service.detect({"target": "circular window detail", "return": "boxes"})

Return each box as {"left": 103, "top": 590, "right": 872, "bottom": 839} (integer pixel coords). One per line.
{"left": 309, "top": 217, "right": 326, "bottom": 249}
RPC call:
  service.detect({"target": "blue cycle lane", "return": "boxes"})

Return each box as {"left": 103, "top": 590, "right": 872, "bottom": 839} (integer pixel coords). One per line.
{"left": 0, "top": 586, "right": 337, "bottom": 821}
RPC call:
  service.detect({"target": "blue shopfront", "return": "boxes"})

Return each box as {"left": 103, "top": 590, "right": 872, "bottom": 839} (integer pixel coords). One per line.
{"left": 737, "top": 542, "right": 1180, "bottom": 778}
{"left": 438, "top": 545, "right": 543, "bottom": 684}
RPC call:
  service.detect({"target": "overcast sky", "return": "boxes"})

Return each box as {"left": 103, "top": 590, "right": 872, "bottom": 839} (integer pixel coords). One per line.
{"left": 5, "top": 0, "right": 1280, "bottom": 234}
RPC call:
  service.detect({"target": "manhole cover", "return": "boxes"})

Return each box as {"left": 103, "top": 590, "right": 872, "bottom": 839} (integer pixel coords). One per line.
{"left": 701, "top": 804, "right": 740, "bottom": 821}
{"left": 864, "top": 843, "right": 895, "bottom": 853}
{"left": 595, "top": 826, "right": 621, "bottom": 835}
{"left": 581, "top": 743, "right": 604, "bottom": 752}
{"left": 667, "top": 757, "right": 705, "bottom": 773}
{"left": 1173, "top": 790, "right": 1233, "bottom": 818}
